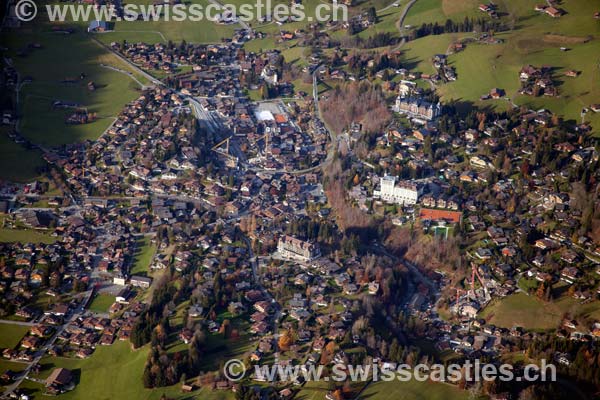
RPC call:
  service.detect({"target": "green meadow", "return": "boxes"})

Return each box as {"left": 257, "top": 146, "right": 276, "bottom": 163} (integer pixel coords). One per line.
{"left": 0, "top": 215, "right": 57, "bottom": 244}
{"left": 0, "top": 128, "right": 45, "bottom": 182}
{"left": 96, "top": 0, "right": 237, "bottom": 44}
{"left": 17, "top": 341, "right": 234, "bottom": 400}
{"left": 358, "top": 379, "right": 473, "bottom": 400}
{"left": 480, "top": 292, "right": 600, "bottom": 331}
{"left": 1, "top": 28, "right": 145, "bottom": 147}
{"left": 399, "top": 0, "right": 600, "bottom": 127}
{"left": 130, "top": 236, "right": 157, "bottom": 276}
{"left": 88, "top": 293, "right": 116, "bottom": 313}
{"left": 0, "top": 323, "right": 30, "bottom": 349}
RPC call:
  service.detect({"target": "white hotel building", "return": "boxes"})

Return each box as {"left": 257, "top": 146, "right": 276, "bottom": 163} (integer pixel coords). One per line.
{"left": 374, "top": 175, "right": 422, "bottom": 205}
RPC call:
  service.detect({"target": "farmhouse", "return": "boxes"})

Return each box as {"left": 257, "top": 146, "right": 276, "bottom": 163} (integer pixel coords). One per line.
{"left": 545, "top": 7, "right": 562, "bottom": 18}
{"left": 88, "top": 20, "right": 109, "bottom": 33}
{"left": 46, "top": 368, "right": 72, "bottom": 388}
{"left": 490, "top": 88, "right": 505, "bottom": 99}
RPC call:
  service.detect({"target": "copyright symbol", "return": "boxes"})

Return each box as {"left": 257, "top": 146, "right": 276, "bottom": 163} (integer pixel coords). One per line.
{"left": 223, "top": 359, "right": 246, "bottom": 382}
{"left": 15, "top": 0, "right": 38, "bottom": 22}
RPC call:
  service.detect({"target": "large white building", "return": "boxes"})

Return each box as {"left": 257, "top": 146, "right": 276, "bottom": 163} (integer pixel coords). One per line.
{"left": 277, "top": 235, "right": 321, "bottom": 262}
{"left": 375, "top": 175, "right": 422, "bottom": 205}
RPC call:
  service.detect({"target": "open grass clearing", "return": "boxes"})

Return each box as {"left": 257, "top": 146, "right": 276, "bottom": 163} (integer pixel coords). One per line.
{"left": 480, "top": 291, "right": 600, "bottom": 331}
{"left": 17, "top": 340, "right": 234, "bottom": 400}
{"left": 399, "top": 0, "right": 600, "bottom": 127}
{"left": 0, "top": 128, "right": 45, "bottom": 182}
{"left": 87, "top": 293, "right": 116, "bottom": 313}
{"left": 1, "top": 29, "right": 144, "bottom": 147}
{"left": 358, "top": 379, "right": 474, "bottom": 400}
{"left": 0, "top": 225, "right": 57, "bottom": 245}
{"left": 130, "top": 236, "right": 157, "bottom": 276}
{"left": 0, "top": 323, "right": 30, "bottom": 349}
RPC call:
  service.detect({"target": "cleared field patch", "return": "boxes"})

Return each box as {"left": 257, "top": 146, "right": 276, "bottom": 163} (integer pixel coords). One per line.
{"left": 358, "top": 378, "right": 472, "bottom": 400}
{"left": 404, "top": 0, "right": 442, "bottom": 27}
{"left": 0, "top": 323, "right": 30, "bottom": 349}
{"left": 95, "top": 30, "right": 167, "bottom": 45}
{"left": 355, "top": 7, "right": 404, "bottom": 39}
{"left": 0, "top": 225, "right": 57, "bottom": 244}
{"left": 198, "top": 319, "right": 255, "bottom": 371}
{"left": 1, "top": 30, "right": 143, "bottom": 147}
{"left": 88, "top": 294, "right": 116, "bottom": 313}
{"left": 543, "top": 34, "right": 592, "bottom": 45}
{"left": 296, "top": 380, "right": 367, "bottom": 400}
{"left": 405, "top": 0, "right": 484, "bottom": 27}
{"left": 480, "top": 292, "right": 562, "bottom": 331}
{"left": 0, "top": 129, "right": 45, "bottom": 182}
{"left": 441, "top": 0, "right": 480, "bottom": 18}
{"left": 18, "top": 341, "right": 234, "bottom": 400}
{"left": 481, "top": 291, "right": 600, "bottom": 331}
{"left": 104, "top": 0, "right": 237, "bottom": 43}
{"left": 130, "top": 236, "right": 156, "bottom": 276}
{"left": 400, "top": 33, "right": 462, "bottom": 75}
{"left": 437, "top": 34, "right": 520, "bottom": 108}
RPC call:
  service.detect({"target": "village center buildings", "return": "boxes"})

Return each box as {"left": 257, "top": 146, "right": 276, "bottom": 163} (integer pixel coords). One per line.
{"left": 277, "top": 235, "right": 321, "bottom": 262}
{"left": 375, "top": 175, "right": 422, "bottom": 205}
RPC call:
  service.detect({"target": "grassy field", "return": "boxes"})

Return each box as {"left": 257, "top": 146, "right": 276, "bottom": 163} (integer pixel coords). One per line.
{"left": 480, "top": 293, "right": 561, "bottom": 331}
{"left": 0, "top": 225, "right": 57, "bottom": 244}
{"left": 405, "top": 0, "right": 487, "bottom": 27}
{"left": 0, "top": 323, "right": 30, "bottom": 349}
{"left": 0, "top": 359, "right": 27, "bottom": 373}
{"left": 88, "top": 294, "right": 116, "bottom": 313}
{"left": 399, "top": 33, "right": 462, "bottom": 75}
{"left": 294, "top": 380, "right": 369, "bottom": 400}
{"left": 358, "top": 379, "right": 473, "bottom": 400}
{"left": 130, "top": 236, "right": 157, "bottom": 276}
{"left": 0, "top": 128, "right": 45, "bottom": 182}
{"left": 18, "top": 340, "right": 234, "bottom": 400}
{"left": 400, "top": 0, "right": 600, "bottom": 127}
{"left": 355, "top": 6, "right": 404, "bottom": 39}
{"left": 92, "top": 0, "right": 237, "bottom": 44}
{"left": 0, "top": 22, "right": 146, "bottom": 148}
{"left": 197, "top": 318, "right": 255, "bottom": 371}
{"left": 481, "top": 288, "right": 600, "bottom": 331}
{"left": 294, "top": 373, "right": 473, "bottom": 400}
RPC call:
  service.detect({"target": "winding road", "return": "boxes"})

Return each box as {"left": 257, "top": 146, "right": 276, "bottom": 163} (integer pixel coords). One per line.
{"left": 392, "top": 0, "right": 417, "bottom": 51}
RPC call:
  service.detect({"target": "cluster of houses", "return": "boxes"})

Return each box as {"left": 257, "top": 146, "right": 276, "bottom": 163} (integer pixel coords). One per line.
{"left": 347, "top": 91, "right": 600, "bottom": 327}
{"left": 518, "top": 64, "right": 558, "bottom": 97}
{"left": 50, "top": 88, "right": 203, "bottom": 198}
{"left": 431, "top": 54, "right": 457, "bottom": 82}
{"left": 1, "top": 292, "right": 145, "bottom": 366}
{"left": 111, "top": 41, "right": 238, "bottom": 74}
{"left": 342, "top": 9, "right": 376, "bottom": 34}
